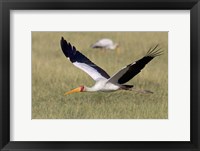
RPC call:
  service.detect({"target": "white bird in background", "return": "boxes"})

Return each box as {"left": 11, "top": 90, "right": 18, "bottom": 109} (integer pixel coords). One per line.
{"left": 60, "top": 37, "right": 163, "bottom": 95}
{"left": 91, "top": 38, "right": 119, "bottom": 50}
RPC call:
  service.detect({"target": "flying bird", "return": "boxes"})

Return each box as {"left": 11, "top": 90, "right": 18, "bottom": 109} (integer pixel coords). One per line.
{"left": 91, "top": 38, "right": 119, "bottom": 50}
{"left": 60, "top": 37, "right": 163, "bottom": 95}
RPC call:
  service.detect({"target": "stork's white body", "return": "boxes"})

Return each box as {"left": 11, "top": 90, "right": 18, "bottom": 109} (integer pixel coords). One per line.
{"left": 85, "top": 78, "right": 120, "bottom": 92}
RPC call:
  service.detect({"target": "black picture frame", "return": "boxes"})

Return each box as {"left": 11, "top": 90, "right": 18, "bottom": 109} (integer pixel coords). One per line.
{"left": 0, "top": 0, "right": 199, "bottom": 151}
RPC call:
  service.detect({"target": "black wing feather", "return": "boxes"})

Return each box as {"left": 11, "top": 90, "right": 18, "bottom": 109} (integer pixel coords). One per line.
{"left": 118, "top": 45, "right": 162, "bottom": 84}
{"left": 60, "top": 37, "right": 110, "bottom": 79}
{"left": 118, "top": 56, "right": 154, "bottom": 84}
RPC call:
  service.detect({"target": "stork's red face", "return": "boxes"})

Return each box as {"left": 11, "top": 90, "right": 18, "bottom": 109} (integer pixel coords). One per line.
{"left": 64, "top": 86, "right": 84, "bottom": 95}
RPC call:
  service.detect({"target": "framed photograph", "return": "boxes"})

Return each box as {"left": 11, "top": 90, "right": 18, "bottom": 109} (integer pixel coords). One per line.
{"left": 0, "top": 0, "right": 199, "bottom": 150}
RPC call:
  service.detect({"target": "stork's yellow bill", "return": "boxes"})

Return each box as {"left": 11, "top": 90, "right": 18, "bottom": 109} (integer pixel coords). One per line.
{"left": 64, "top": 86, "right": 84, "bottom": 95}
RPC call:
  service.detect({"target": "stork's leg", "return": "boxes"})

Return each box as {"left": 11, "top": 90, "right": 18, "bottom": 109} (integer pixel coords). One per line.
{"left": 130, "top": 87, "right": 153, "bottom": 94}
{"left": 116, "top": 47, "right": 121, "bottom": 55}
{"left": 120, "top": 85, "right": 134, "bottom": 90}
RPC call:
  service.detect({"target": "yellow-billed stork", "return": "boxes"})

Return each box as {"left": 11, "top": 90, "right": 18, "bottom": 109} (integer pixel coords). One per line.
{"left": 91, "top": 38, "right": 119, "bottom": 50}
{"left": 60, "top": 37, "right": 163, "bottom": 95}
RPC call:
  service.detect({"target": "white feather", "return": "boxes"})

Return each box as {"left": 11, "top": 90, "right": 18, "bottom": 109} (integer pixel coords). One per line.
{"left": 73, "top": 62, "right": 107, "bottom": 81}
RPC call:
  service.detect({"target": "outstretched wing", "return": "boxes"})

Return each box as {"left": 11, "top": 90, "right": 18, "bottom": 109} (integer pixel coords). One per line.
{"left": 108, "top": 45, "right": 163, "bottom": 84}
{"left": 60, "top": 37, "right": 110, "bottom": 81}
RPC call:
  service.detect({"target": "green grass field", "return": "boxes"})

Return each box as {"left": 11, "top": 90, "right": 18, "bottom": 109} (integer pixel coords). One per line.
{"left": 32, "top": 32, "right": 168, "bottom": 119}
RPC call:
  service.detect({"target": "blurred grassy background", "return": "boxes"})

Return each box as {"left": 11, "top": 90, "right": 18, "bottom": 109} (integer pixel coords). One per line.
{"left": 32, "top": 32, "right": 168, "bottom": 119}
